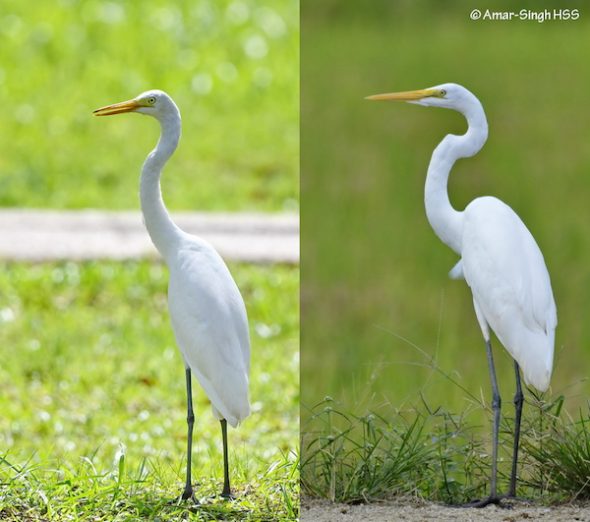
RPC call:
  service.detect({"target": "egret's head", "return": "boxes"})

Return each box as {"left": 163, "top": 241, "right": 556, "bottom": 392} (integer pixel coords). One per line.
{"left": 94, "top": 89, "right": 179, "bottom": 120}
{"left": 366, "top": 83, "right": 479, "bottom": 112}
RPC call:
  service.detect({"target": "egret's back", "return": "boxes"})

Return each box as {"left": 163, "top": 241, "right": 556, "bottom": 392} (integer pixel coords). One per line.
{"left": 461, "top": 197, "right": 557, "bottom": 391}
{"left": 167, "top": 235, "right": 250, "bottom": 428}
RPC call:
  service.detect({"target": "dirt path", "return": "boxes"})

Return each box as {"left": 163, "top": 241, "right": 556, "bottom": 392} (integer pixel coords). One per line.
{"left": 0, "top": 209, "right": 299, "bottom": 263}
{"left": 302, "top": 498, "right": 590, "bottom": 521}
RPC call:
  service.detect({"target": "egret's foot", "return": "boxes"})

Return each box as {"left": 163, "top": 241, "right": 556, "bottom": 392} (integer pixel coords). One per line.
{"left": 177, "top": 486, "right": 199, "bottom": 505}
{"left": 461, "top": 496, "right": 508, "bottom": 509}
{"left": 166, "top": 494, "right": 199, "bottom": 506}
{"left": 181, "top": 486, "right": 193, "bottom": 500}
{"left": 220, "top": 489, "right": 235, "bottom": 501}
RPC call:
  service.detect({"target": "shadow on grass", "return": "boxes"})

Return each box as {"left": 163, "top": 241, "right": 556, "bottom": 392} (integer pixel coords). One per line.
{"left": 109, "top": 491, "right": 256, "bottom": 521}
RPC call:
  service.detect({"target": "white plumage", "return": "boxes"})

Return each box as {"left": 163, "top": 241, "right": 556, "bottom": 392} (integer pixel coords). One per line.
{"left": 461, "top": 196, "right": 556, "bottom": 392}
{"left": 94, "top": 89, "right": 250, "bottom": 500}
{"left": 368, "top": 82, "right": 557, "bottom": 505}
{"left": 168, "top": 236, "right": 250, "bottom": 427}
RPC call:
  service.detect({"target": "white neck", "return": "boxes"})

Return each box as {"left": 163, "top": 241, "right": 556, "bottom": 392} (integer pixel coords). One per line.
{"left": 424, "top": 100, "right": 488, "bottom": 254}
{"left": 140, "top": 110, "right": 183, "bottom": 258}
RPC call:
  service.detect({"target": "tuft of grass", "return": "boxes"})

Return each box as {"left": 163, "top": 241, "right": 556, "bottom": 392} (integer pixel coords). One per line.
{"left": 524, "top": 403, "right": 590, "bottom": 501}
{"left": 301, "top": 397, "right": 434, "bottom": 503}
{"left": 302, "top": 393, "right": 590, "bottom": 505}
{"left": 301, "top": 397, "right": 489, "bottom": 504}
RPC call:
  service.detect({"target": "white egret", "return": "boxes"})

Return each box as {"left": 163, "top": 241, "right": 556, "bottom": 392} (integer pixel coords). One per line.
{"left": 94, "top": 90, "right": 250, "bottom": 501}
{"left": 367, "top": 83, "right": 557, "bottom": 506}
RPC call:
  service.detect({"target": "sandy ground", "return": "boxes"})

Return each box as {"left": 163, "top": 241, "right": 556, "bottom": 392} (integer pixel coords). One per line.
{"left": 301, "top": 498, "right": 590, "bottom": 521}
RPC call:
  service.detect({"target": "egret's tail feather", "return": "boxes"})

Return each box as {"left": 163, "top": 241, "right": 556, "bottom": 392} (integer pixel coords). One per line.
{"left": 502, "top": 326, "right": 554, "bottom": 393}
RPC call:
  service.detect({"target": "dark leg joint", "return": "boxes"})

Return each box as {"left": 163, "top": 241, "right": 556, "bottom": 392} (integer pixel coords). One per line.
{"left": 181, "top": 485, "right": 194, "bottom": 501}
{"left": 492, "top": 395, "right": 501, "bottom": 410}
{"left": 513, "top": 390, "right": 523, "bottom": 408}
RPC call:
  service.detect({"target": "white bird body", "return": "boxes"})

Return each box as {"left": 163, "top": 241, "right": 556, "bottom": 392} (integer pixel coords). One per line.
{"left": 94, "top": 89, "right": 249, "bottom": 498}
{"left": 460, "top": 196, "right": 556, "bottom": 391}
{"left": 403, "top": 83, "right": 557, "bottom": 393}
{"left": 130, "top": 91, "right": 251, "bottom": 427}
{"left": 168, "top": 235, "right": 250, "bottom": 427}
{"left": 368, "top": 82, "right": 557, "bottom": 502}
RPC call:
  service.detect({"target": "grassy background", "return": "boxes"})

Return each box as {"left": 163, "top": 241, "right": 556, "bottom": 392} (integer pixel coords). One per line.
{"left": 0, "top": 262, "right": 299, "bottom": 520}
{"left": 302, "top": 0, "right": 590, "bottom": 426}
{"left": 0, "top": 0, "right": 298, "bottom": 212}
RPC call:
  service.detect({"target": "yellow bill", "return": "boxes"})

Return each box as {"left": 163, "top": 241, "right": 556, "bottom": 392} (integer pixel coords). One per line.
{"left": 365, "top": 88, "right": 442, "bottom": 101}
{"left": 93, "top": 99, "right": 141, "bottom": 116}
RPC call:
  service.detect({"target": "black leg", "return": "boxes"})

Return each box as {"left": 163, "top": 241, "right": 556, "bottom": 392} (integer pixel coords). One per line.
{"left": 508, "top": 360, "right": 523, "bottom": 498}
{"left": 486, "top": 338, "right": 501, "bottom": 500}
{"left": 220, "top": 419, "right": 233, "bottom": 499}
{"left": 464, "top": 339, "right": 503, "bottom": 508}
{"left": 181, "top": 368, "right": 196, "bottom": 501}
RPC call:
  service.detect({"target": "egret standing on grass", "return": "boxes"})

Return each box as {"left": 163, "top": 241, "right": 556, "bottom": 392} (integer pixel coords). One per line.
{"left": 94, "top": 90, "right": 250, "bottom": 501}
{"left": 367, "top": 83, "right": 557, "bottom": 506}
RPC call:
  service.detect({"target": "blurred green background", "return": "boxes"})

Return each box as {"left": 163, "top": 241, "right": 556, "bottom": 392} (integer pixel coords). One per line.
{"left": 0, "top": 0, "right": 299, "bottom": 517}
{"left": 302, "top": 1, "right": 590, "bottom": 422}
{"left": 0, "top": 0, "right": 298, "bottom": 211}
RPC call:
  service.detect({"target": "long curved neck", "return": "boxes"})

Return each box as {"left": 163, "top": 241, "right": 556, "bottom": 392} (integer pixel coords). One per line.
{"left": 425, "top": 101, "right": 488, "bottom": 254}
{"left": 140, "top": 111, "right": 182, "bottom": 258}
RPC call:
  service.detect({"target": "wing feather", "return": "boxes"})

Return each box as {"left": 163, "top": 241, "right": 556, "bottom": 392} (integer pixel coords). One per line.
{"left": 168, "top": 237, "right": 250, "bottom": 427}
{"left": 461, "top": 197, "right": 557, "bottom": 391}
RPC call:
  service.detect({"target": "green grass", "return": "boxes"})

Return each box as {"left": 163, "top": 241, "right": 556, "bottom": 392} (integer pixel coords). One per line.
{"left": 302, "top": 394, "right": 590, "bottom": 505}
{"left": 301, "top": 0, "right": 590, "bottom": 423}
{"left": 0, "top": 0, "right": 298, "bottom": 212}
{"left": 524, "top": 408, "right": 590, "bottom": 500}
{"left": 302, "top": 399, "right": 434, "bottom": 503}
{"left": 0, "top": 261, "right": 299, "bottom": 520}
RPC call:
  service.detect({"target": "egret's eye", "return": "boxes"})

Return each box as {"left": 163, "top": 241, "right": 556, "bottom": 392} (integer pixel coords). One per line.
{"left": 148, "top": 97, "right": 156, "bottom": 105}
{"left": 440, "top": 89, "right": 447, "bottom": 97}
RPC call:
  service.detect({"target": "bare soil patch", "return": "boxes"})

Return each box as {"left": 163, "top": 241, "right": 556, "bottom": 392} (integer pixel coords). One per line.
{"left": 301, "top": 498, "right": 590, "bottom": 521}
